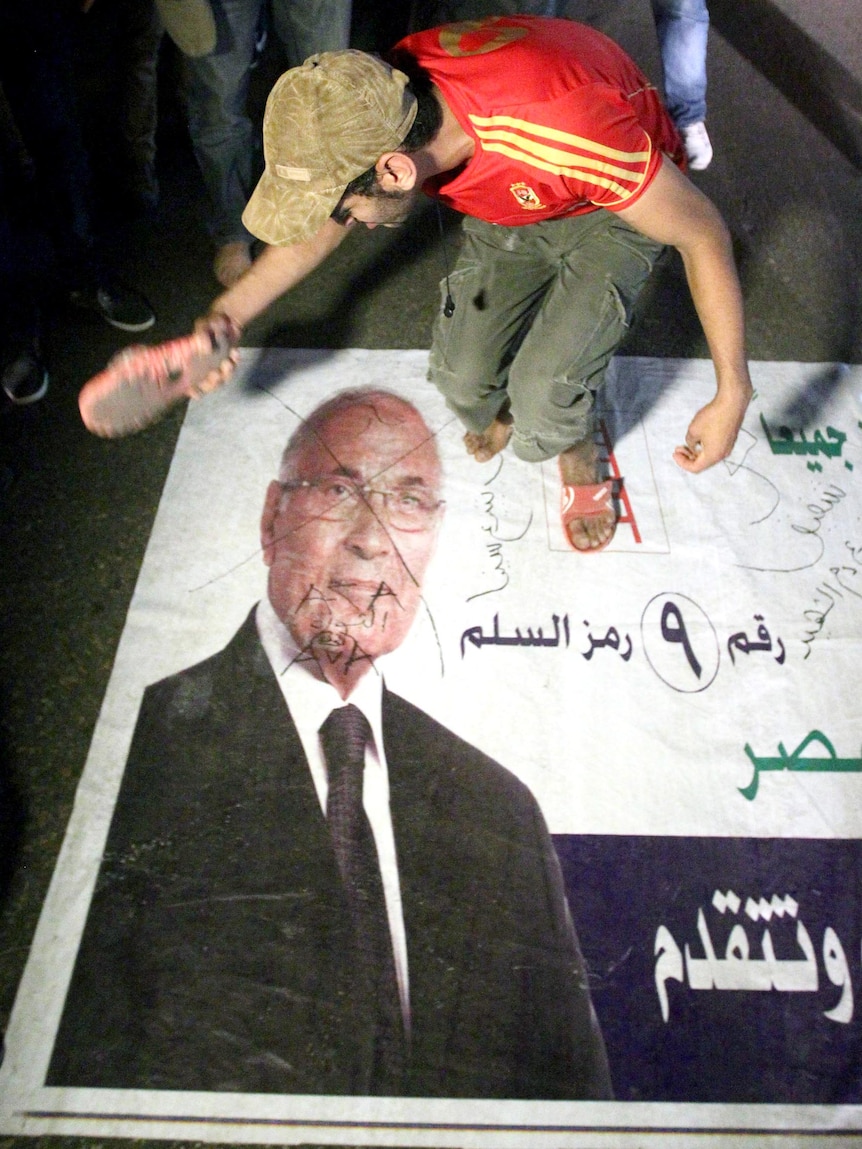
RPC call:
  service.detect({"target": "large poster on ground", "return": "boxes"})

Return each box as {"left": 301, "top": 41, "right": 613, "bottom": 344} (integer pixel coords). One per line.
{"left": 1, "top": 350, "right": 861, "bottom": 1145}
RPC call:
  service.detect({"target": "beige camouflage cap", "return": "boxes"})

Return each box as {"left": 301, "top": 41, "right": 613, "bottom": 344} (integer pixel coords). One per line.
{"left": 242, "top": 51, "right": 418, "bottom": 246}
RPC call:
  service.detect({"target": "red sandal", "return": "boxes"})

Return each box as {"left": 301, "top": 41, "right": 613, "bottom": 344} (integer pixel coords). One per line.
{"left": 559, "top": 478, "right": 616, "bottom": 553}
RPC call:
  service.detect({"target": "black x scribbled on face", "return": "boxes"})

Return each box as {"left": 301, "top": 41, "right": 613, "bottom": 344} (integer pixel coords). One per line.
{"left": 260, "top": 392, "right": 443, "bottom": 696}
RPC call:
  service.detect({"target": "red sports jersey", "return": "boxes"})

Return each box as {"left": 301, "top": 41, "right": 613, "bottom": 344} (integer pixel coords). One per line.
{"left": 394, "top": 15, "right": 685, "bottom": 225}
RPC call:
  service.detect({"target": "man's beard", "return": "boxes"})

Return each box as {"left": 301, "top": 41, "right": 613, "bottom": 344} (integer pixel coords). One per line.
{"left": 367, "top": 186, "right": 418, "bottom": 226}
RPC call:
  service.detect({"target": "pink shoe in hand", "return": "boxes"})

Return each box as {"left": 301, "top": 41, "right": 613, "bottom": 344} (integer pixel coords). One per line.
{"left": 78, "top": 313, "right": 242, "bottom": 438}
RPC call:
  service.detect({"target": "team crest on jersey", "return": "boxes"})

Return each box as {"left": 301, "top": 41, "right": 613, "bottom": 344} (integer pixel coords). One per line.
{"left": 510, "top": 182, "right": 545, "bottom": 210}
{"left": 440, "top": 19, "right": 528, "bottom": 56}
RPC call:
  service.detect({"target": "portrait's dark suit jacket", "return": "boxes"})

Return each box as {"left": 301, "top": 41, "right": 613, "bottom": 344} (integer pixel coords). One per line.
{"left": 49, "top": 610, "right": 611, "bottom": 1099}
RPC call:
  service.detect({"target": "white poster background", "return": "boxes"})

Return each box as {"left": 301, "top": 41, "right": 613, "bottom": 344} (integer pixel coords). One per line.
{"left": 1, "top": 350, "right": 861, "bottom": 1145}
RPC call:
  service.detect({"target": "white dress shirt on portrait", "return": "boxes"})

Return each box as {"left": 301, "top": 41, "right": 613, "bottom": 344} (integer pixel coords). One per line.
{"left": 256, "top": 596, "right": 411, "bottom": 1033}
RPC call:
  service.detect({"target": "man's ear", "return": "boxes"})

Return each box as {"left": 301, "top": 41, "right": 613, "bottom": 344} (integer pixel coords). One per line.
{"left": 377, "top": 152, "right": 418, "bottom": 192}
{"left": 260, "top": 480, "right": 283, "bottom": 568}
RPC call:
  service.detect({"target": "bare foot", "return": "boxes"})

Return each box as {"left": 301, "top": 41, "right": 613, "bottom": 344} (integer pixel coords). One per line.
{"left": 464, "top": 412, "right": 513, "bottom": 462}
{"left": 214, "top": 241, "right": 252, "bottom": 288}
{"left": 558, "top": 440, "right": 616, "bottom": 552}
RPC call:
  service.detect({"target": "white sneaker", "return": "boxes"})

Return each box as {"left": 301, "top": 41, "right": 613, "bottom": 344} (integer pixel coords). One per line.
{"left": 680, "top": 121, "right": 713, "bottom": 171}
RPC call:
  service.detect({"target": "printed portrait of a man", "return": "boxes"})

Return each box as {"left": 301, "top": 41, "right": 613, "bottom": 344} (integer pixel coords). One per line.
{"left": 47, "top": 387, "right": 611, "bottom": 1100}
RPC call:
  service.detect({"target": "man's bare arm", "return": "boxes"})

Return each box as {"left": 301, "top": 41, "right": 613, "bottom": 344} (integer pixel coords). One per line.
{"left": 195, "top": 219, "right": 349, "bottom": 391}
{"left": 211, "top": 218, "right": 349, "bottom": 329}
{"left": 616, "top": 158, "right": 753, "bottom": 473}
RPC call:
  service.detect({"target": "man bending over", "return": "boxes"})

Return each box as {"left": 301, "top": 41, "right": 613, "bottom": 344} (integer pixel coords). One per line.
{"left": 203, "top": 15, "right": 752, "bottom": 552}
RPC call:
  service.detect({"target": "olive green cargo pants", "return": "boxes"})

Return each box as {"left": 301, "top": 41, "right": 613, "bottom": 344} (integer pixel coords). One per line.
{"left": 428, "top": 211, "right": 665, "bottom": 462}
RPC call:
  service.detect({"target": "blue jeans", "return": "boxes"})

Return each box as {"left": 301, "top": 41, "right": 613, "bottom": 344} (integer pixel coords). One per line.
{"left": 650, "top": 0, "right": 709, "bottom": 128}
{"left": 183, "top": 0, "right": 352, "bottom": 246}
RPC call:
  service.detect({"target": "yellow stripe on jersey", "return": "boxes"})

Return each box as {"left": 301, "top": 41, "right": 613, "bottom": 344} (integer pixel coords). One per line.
{"left": 468, "top": 113, "right": 652, "bottom": 201}
{"left": 469, "top": 113, "right": 650, "bottom": 164}
{"left": 475, "top": 127, "right": 647, "bottom": 183}
{"left": 479, "top": 139, "right": 641, "bottom": 199}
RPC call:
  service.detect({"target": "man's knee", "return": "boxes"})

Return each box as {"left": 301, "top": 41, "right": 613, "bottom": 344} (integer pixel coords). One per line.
{"left": 428, "top": 348, "right": 496, "bottom": 403}
{"left": 508, "top": 371, "right": 597, "bottom": 463}
{"left": 428, "top": 297, "right": 506, "bottom": 411}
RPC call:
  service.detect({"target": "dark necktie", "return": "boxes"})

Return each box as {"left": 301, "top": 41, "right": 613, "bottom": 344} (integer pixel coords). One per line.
{"left": 320, "top": 704, "right": 405, "bottom": 1092}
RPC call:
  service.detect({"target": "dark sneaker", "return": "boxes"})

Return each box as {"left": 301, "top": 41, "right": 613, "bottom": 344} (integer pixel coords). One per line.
{"left": 70, "top": 281, "right": 156, "bottom": 333}
{"left": 2, "top": 351, "right": 49, "bottom": 405}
